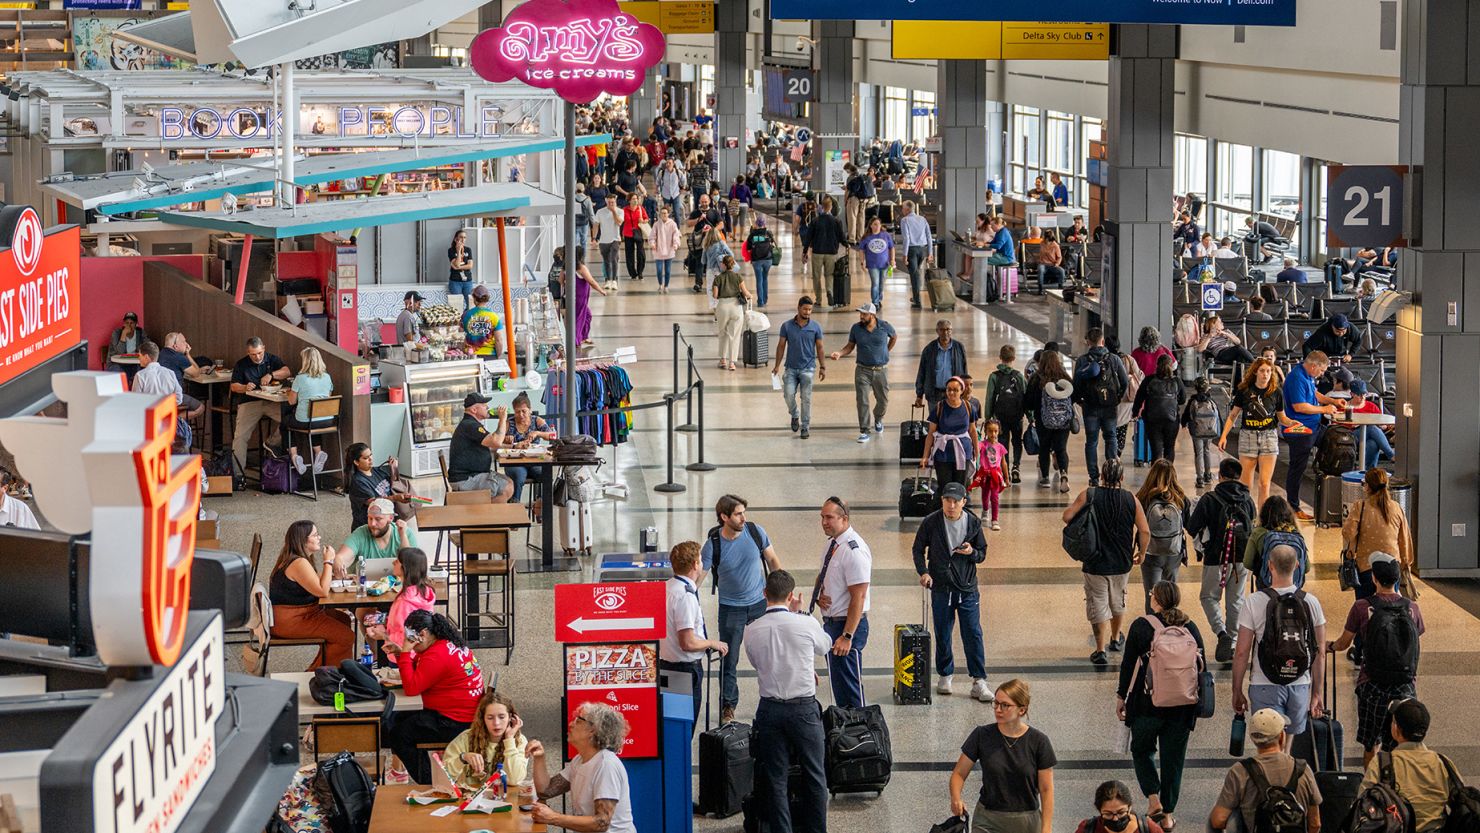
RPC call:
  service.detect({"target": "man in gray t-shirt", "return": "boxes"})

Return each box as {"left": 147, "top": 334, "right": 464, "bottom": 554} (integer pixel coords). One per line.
{"left": 396, "top": 291, "right": 424, "bottom": 344}
{"left": 829, "top": 304, "right": 898, "bottom": 443}
{"left": 700, "top": 494, "right": 782, "bottom": 722}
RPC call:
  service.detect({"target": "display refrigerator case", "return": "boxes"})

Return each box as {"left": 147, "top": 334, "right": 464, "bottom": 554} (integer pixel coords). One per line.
{"left": 380, "top": 358, "right": 486, "bottom": 477}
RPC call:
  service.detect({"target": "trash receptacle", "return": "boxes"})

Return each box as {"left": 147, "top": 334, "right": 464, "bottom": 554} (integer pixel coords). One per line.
{"left": 1341, "top": 470, "right": 1367, "bottom": 509}
{"left": 1389, "top": 477, "right": 1414, "bottom": 528}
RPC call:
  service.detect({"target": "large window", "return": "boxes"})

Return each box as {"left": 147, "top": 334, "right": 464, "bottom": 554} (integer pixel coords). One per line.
{"left": 1079, "top": 117, "right": 1102, "bottom": 209}
{"left": 1212, "top": 141, "right": 1254, "bottom": 237}
{"left": 699, "top": 65, "right": 715, "bottom": 113}
{"left": 1174, "top": 134, "right": 1208, "bottom": 202}
{"left": 1262, "top": 149, "right": 1301, "bottom": 219}
{"left": 1009, "top": 105, "right": 1040, "bottom": 194}
{"left": 910, "top": 90, "right": 936, "bottom": 143}
{"left": 882, "top": 87, "right": 909, "bottom": 142}
{"left": 1315, "top": 161, "right": 1330, "bottom": 256}
{"left": 1046, "top": 110, "right": 1074, "bottom": 175}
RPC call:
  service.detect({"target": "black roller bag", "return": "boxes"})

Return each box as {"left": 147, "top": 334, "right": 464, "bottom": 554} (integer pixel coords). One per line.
{"left": 1290, "top": 651, "right": 1361, "bottom": 831}
{"left": 899, "top": 475, "right": 940, "bottom": 518}
{"left": 893, "top": 589, "right": 932, "bottom": 705}
{"left": 697, "top": 653, "right": 752, "bottom": 818}
{"left": 900, "top": 404, "right": 929, "bottom": 463}
{"left": 822, "top": 704, "right": 892, "bottom": 795}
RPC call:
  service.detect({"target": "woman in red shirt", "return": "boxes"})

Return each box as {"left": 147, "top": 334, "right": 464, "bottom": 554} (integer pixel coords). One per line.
{"left": 622, "top": 193, "right": 650, "bottom": 281}
{"left": 383, "top": 610, "right": 484, "bottom": 784}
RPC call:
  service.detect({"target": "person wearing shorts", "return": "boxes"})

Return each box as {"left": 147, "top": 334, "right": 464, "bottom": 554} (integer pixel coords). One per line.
{"left": 1062, "top": 460, "right": 1149, "bottom": 667}
{"left": 446, "top": 392, "right": 515, "bottom": 504}
{"left": 1232, "top": 545, "right": 1327, "bottom": 742}
{"left": 1218, "top": 357, "right": 1297, "bottom": 510}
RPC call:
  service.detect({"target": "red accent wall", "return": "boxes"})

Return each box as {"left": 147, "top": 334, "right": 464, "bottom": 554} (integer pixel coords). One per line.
{"left": 80, "top": 257, "right": 143, "bottom": 369}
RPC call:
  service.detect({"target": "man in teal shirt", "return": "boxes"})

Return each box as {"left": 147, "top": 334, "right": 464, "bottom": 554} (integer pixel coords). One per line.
{"left": 341, "top": 498, "right": 419, "bottom": 566}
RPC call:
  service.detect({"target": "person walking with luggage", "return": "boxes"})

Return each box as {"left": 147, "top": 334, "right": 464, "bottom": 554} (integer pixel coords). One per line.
{"left": 811, "top": 497, "right": 872, "bottom": 709}
{"left": 856, "top": 215, "right": 895, "bottom": 310}
{"left": 984, "top": 345, "right": 1028, "bottom": 484}
{"left": 1117, "top": 582, "right": 1204, "bottom": 831}
{"left": 772, "top": 297, "right": 826, "bottom": 440}
{"left": 712, "top": 255, "right": 750, "bottom": 372}
{"left": 973, "top": 419, "right": 1010, "bottom": 530}
{"left": 828, "top": 303, "right": 897, "bottom": 443}
{"left": 1073, "top": 328, "right": 1130, "bottom": 487}
{"left": 1219, "top": 357, "right": 1298, "bottom": 509}
{"left": 915, "top": 320, "right": 969, "bottom": 414}
{"left": 1025, "top": 349, "right": 1075, "bottom": 493}
{"left": 1357, "top": 699, "right": 1457, "bottom": 833}
{"left": 1327, "top": 553, "right": 1424, "bottom": 768}
{"left": 803, "top": 197, "right": 846, "bottom": 307}
{"left": 912, "top": 481, "right": 989, "bottom": 700}
{"left": 1132, "top": 354, "right": 1185, "bottom": 463}
{"left": 701, "top": 494, "right": 783, "bottom": 724}
{"left": 659, "top": 541, "right": 729, "bottom": 731}
{"left": 1207, "top": 708, "right": 1323, "bottom": 832}
{"left": 1232, "top": 546, "right": 1328, "bottom": 748}
{"left": 1130, "top": 327, "right": 1176, "bottom": 381}
{"left": 1186, "top": 459, "right": 1256, "bottom": 664}
{"left": 1063, "top": 460, "right": 1151, "bottom": 666}
{"left": 948, "top": 679, "right": 1057, "bottom": 833}
{"left": 1244, "top": 496, "right": 1309, "bottom": 590}
{"left": 920, "top": 377, "right": 980, "bottom": 489}
{"left": 745, "top": 569, "right": 832, "bottom": 833}
{"left": 1283, "top": 351, "right": 1344, "bottom": 521}
{"left": 1181, "top": 378, "right": 1221, "bottom": 489}
{"left": 743, "top": 216, "right": 777, "bottom": 308}
{"left": 899, "top": 200, "right": 933, "bottom": 309}
{"left": 1134, "top": 461, "right": 1190, "bottom": 614}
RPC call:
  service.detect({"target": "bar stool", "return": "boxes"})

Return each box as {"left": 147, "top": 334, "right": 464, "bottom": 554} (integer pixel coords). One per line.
{"left": 459, "top": 527, "right": 515, "bottom": 663}
{"left": 286, "top": 396, "right": 343, "bottom": 500}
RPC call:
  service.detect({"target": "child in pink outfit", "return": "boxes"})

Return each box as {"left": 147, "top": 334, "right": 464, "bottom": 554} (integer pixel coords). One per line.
{"left": 972, "top": 419, "right": 1009, "bottom": 530}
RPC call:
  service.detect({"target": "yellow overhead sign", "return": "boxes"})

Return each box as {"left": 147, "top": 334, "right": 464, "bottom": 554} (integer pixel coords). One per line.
{"left": 892, "top": 21, "right": 1109, "bottom": 60}
{"left": 619, "top": 1, "right": 715, "bottom": 35}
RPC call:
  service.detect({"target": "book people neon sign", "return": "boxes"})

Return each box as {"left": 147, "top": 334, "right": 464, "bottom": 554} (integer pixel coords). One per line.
{"left": 470, "top": 0, "right": 665, "bottom": 104}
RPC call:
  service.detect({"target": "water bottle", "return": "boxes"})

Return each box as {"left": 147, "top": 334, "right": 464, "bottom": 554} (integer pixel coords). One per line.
{"left": 493, "top": 763, "right": 507, "bottom": 800}
{"left": 1229, "top": 713, "right": 1247, "bottom": 757}
{"left": 359, "top": 643, "right": 374, "bottom": 671}
{"left": 357, "top": 559, "right": 367, "bottom": 593}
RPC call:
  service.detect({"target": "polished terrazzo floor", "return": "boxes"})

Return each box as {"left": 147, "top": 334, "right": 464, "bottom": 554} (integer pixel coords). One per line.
{"left": 208, "top": 212, "right": 1480, "bottom": 831}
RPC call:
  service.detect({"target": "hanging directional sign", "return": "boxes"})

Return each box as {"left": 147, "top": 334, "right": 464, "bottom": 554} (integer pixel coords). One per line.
{"left": 781, "top": 68, "right": 817, "bottom": 104}
{"left": 776, "top": 0, "right": 1295, "bottom": 26}
{"left": 894, "top": 21, "right": 1109, "bottom": 60}
{"left": 1326, "top": 165, "right": 1409, "bottom": 249}
{"left": 555, "top": 581, "right": 667, "bottom": 643}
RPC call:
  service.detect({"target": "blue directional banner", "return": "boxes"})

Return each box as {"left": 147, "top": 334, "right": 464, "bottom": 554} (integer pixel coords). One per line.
{"left": 770, "top": 0, "right": 1295, "bottom": 27}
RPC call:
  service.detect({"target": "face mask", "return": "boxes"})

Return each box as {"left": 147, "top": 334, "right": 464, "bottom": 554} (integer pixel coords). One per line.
{"left": 1103, "top": 815, "right": 1131, "bottom": 833}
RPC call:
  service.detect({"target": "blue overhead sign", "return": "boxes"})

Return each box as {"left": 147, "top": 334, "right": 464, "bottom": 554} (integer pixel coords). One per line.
{"left": 770, "top": 0, "right": 1295, "bottom": 26}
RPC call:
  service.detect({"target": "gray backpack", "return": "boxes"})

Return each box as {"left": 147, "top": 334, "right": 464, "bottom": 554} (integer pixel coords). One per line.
{"left": 1146, "top": 497, "right": 1184, "bottom": 556}
{"left": 1189, "top": 397, "right": 1221, "bottom": 439}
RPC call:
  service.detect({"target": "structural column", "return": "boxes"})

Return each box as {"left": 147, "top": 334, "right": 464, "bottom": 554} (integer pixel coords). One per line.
{"left": 1104, "top": 25, "right": 1176, "bottom": 345}
{"left": 1394, "top": 0, "right": 1480, "bottom": 575}
{"left": 936, "top": 60, "right": 988, "bottom": 249}
{"left": 808, "top": 20, "right": 854, "bottom": 197}
{"left": 714, "top": 0, "right": 747, "bottom": 185}
{"left": 631, "top": 66, "right": 660, "bottom": 137}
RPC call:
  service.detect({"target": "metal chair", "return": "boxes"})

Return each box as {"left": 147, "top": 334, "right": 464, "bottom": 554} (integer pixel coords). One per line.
{"left": 287, "top": 396, "right": 344, "bottom": 500}
{"left": 244, "top": 583, "right": 328, "bottom": 677}
{"left": 225, "top": 534, "right": 265, "bottom": 646}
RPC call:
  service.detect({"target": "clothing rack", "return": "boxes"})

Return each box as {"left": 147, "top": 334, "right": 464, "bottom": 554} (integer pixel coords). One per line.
{"left": 552, "top": 345, "right": 638, "bottom": 368}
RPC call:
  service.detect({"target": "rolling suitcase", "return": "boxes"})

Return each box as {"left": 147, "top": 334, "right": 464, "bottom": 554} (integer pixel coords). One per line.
{"left": 557, "top": 500, "right": 593, "bottom": 556}
{"left": 1325, "top": 259, "right": 1345, "bottom": 293}
{"left": 697, "top": 655, "right": 752, "bottom": 818}
{"left": 927, "top": 268, "right": 956, "bottom": 312}
{"left": 822, "top": 705, "right": 892, "bottom": 796}
{"left": 899, "top": 475, "right": 940, "bottom": 518}
{"left": 742, "top": 329, "right": 769, "bottom": 368}
{"left": 893, "top": 590, "right": 932, "bottom": 705}
{"left": 1315, "top": 474, "right": 1346, "bottom": 528}
{"left": 1133, "top": 419, "right": 1152, "bottom": 467}
{"left": 899, "top": 404, "right": 929, "bottom": 464}
{"left": 831, "top": 255, "right": 850, "bottom": 307}
{"left": 1291, "top": 651, "right": 1362, "bottom": 831}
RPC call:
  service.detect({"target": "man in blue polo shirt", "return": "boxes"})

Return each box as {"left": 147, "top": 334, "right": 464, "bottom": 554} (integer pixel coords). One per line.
{"left": 772, "top": 296, "right": 827, "bottom": 439}
{"left": 830, "top": 303, "right": 898, "bottom": 444}
{"left": 700, "top": 494, "right": 783, "bottom": 723}
{"left": 1282, "top": 350, "right": 1344, "bottom": 519}
{"left": 986, "top": 217, "right": 1015, "bottom": 266}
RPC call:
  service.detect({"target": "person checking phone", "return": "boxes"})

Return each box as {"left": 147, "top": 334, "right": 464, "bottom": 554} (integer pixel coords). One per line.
{"left": 912, "top": 481, "right": 990, "bottom": 702}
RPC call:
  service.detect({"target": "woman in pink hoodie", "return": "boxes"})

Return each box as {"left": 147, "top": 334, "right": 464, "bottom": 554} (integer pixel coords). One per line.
{"left": 366, "top": 547, "right": 436, "bottom": 649}
{"left": 650, "top": 205, "right": 682, "bottom": 293}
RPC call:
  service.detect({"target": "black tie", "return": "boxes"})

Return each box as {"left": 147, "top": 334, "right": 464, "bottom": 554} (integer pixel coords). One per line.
{"left": 809, "top": 539, "right": 838, "bottom": 615}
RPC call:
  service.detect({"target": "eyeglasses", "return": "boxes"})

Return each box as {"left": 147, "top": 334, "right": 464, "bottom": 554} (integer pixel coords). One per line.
{"left": 1099, "top": 809, "right": 1131, "bottom": 821}
{"left": 573, "top": 715, "right": 592, "bottom": 726}
{"left": 992, "top": 700, "right": 1020, "bottom": 710}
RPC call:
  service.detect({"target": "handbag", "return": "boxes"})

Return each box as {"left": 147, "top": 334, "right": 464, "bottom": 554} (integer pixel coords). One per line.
{"left": 1338, "top": 503, "right": 1364, "bottom": 592}
{"left": 637, "top": 221, "right": 653, "bottom": 239}
{"left": 1070, "top": 406, "right": 1082, "bottom": 435}
{"left": 930, "top": 814, "right": 969, "bottom": 833}
{"left": 1197, "top": 667, "right": 1216, "bottom": 719}
{"left": 1024, "top": 423, "right": 1041, "bottom": 456}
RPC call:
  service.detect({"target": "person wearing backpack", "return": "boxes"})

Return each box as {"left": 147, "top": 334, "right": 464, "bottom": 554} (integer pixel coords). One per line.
{"left": 1181, "top": 378, "right": 1221, "bottom": 489}
{"left": 1117, "top": 582, "right": 1206, "bottom": 831}
{"left": 1186, "top": 459, "right": 1257, "bottom": 664}
{"left": 1134, "top": 461, "right": 1191, "bottom": 614}
{"left": 1073, "top": 328, "right": 1131, "bottom": 487}
{"left": 984, "top": 345, "right": 1029, "bottom": 484}
{"left": 1244, "top": 497, "right": 1310, "bottom": 591}
{"left": 1358, "top": 699, "right": 1461, "bottom": 833}
{"left": 912, "top": 481, "right": 989, "bottom": 700}
{"left": 1063, "top": 460, "right": 1151, "bottom": 666}
{"left": 1025, "top": 350, "right": 1076, "bottom": 493}
{"left": 1208, "top": 708, "right": 1323, "bottom": 832}
{"left": 1341, "top": 470, "right": 1415, "bottom": 644}
{"left": 1327, "top": 555, "right": 1424, "bottom": 768}
{"left": 699, "top": 494, "right": 782, "bottom": 724}
{"left": 1133, "top": 354, "right": 1186, "bottom": 463}
{"left": 1232, "top": 546, "right": 1328, "bottom": 748}
{"left": 572, "top": 182, "right": 596, "bottom": 250}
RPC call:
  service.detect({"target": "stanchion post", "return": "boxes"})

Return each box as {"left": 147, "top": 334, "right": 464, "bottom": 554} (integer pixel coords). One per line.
{"left": 678, "top": 343, "right": 697, "bottom": 432}
{"left": 672, "top": 323, "right": 680, "bottom": 397}
{"left": 654, "top": 394, "right": 686, "bottom": 493}
{"left": 686, "top": 378, "right": 716, "bottom": 472}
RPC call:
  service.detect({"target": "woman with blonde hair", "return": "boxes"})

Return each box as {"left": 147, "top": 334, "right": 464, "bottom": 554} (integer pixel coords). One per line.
{"left": 1134, "top": 460, "right": 1190, "bottom": 613}
{"left": 701, "top": 226, "right": 733, "bottom": 311}
{"left": 443, "top": 690, "right": 530, "bottom": 791}
{"left": 948, "top": 679, "right": 1057, "bottom": 833}
{"left": 285, "top": 346, "right": 334, "bottom": 474}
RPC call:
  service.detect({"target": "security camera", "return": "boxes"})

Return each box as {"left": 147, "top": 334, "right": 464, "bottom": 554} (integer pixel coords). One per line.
{"left": 796, "top": 35, "right": 817, "bottom": 52}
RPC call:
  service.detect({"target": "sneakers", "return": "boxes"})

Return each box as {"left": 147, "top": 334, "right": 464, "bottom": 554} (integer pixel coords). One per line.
{"left": 1037, "top": 475, "right": 1051, "bottom": 488}
{"left": 1058, "top": 472, "right": 1070, "bottom": 493}
{"left": 936, "top": 676, "right": 953, "bottom": 695}
{"left": 969, "top": 678, "right": 991, "bottom": 702}
{"left": 857, "top": 433, "right": 871, "bottom": 443}
{"left": 875, "top": 421, "right": 884, "bottom": 433}
{"left": 312, "top": 450, "right": 327, "bottom": 474}
{"left": 1108, "top": 634, "right": 1126, "bottom": 652}
{"left": 292, "top": 454, "right": 307, "bottom": 475}
{"left": 1215, "top": 632, "right": 1234, "bottom": 664}
{"left": 1010, "top": 467, "right": 1020, "bottom": 484}
{"left": 721, "top": 705, "right": 736, "bottom": 724}
{"left": 385, "top": 768, "right": 412, "bottom": 785}
{"left": 800, "top": 428, "right": 810, "bottom": 439}
{"left": 1090, "top": 651, "right": 1109, "bottom": 666}
{"left": 791, "top": 417, "right": 800, "bottom": 432}
{"left": 990, "top": 520, "right": 1001, "bottom": 531}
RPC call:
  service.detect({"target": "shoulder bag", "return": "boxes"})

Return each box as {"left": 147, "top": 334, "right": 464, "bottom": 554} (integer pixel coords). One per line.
{"left": 1338, "top": 503, "right": 1363, "bottom": 591}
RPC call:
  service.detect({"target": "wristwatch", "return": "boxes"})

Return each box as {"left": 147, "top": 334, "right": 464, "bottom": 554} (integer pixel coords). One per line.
{"left": 842, "top": 632, "right": 853, "bottom": 641}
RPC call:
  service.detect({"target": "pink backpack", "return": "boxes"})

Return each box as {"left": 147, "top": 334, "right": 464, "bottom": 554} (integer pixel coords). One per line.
{"left": 1134, "top": 615, "right": 1203, "bottom": 708}
{"left": 1173, "top": 313, "right": 1202, "bottom": 348}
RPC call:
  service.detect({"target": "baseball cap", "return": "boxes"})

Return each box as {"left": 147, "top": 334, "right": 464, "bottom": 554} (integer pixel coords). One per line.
{"left": 463, "top": 392, "right": 492, "bottom": 408}
{"left": 1333, "top": 367, "right": 1355, "bottom": 385}
{"left": 1348, "top": 379, "right": 1369, "bottom": 396}
{"left": 1369, "top": 550, "right": 1399, "bottom": 567}
{"left": 1331, "top": 313, "right": 1352, "bottom": 329}
{"left": 404, "top": 290, "right": 425, "bottom": 302}
{"left": 367, "top": 498, "right": 395, "bottom": 517}
{"left": 472, "top": 284, "right": 492, "bottom": 301}
{"left": 940, "top": 482, "right": 967, "bottom": 501}
{"left": 856, "top": 303, "right": 878, "bottom": 316}
{"left": 1248, "top": 708, "right": 1290, "bottom": 743}
{"left": 123, "top": 311, "right": 138, "bottom": 322}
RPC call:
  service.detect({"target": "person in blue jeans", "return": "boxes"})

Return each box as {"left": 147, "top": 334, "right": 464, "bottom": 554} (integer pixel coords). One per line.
{"left": 699, "top": 494, "right": 782, "bottom": 723}
{"left": 911, "top": 481, "right": 990, "bottom": 701}
{"left": 1342, "top": 379, "right": 1395, "bottom": 463}
{"left": 857, "top": 215, "right": 895, "bottom": 310}
{"left": 1281, "top": 351, "right": 1343, "bottom": 519}
{"left": 986, "top": 216, "right": 1016, "bottom": 266}
{"left": 771, "top": 297, "right": 826, "bottom": 440}
{"left": 743, "top": 217, "right": 777, "bottom": 308}
{"left": 447, "top": 229, "right": 474, "bottom": 310}
{"left": 1073, "top": 328, "right": 1130, "bottom": 486}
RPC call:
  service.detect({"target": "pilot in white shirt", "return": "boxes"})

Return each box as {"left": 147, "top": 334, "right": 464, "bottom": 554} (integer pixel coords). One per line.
{"left": 808, "top": 496, "right": 872, "bottom": 708}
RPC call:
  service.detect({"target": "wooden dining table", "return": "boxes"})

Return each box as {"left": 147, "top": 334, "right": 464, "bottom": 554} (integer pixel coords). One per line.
{"left": 368, "top": 785, "right": 545, "bottom": 832}
{"left": 414, "top": 503, "right": 533, "bottom": 532}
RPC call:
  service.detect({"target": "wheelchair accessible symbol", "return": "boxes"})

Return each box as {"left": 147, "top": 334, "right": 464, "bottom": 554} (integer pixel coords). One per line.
{"left": 1201, "top": 283, "right": 1224, "bottom": 312}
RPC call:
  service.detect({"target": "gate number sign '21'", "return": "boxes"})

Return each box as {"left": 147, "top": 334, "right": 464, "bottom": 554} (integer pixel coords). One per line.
{"left": 470, "top": 0, "right": 666, "bottom": 104}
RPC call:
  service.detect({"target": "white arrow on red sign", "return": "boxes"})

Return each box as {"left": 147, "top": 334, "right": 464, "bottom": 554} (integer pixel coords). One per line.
{"left": 566, "top": 616, "right": 656, "bottom": 634}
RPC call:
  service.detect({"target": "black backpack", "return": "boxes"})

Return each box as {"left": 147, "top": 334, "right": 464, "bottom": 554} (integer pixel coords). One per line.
{"left": 990, "top": 368, "right": 1026, "bottom": 422}
{"left": 1345, "top": 753, "right": 1416, "bottom": 833}
{"left": 1256, "top": 588, "right": 1316, "bottom": 685}
{"left": 309, "top": 660, "right": 387, "bottom": 705}
{"left": 318, "top": 751, "right": 376, "bottom": 833}
{"left": 1207, "top": 490, "right": 1253, "bottom": 565}
{"left": 1363, "top": 596, "right": 1420, "bottom": 687}
{"left": 705, "top": 521, "right": 768, "bottom": 595}
{"left": 205, "top": 447, "right": 243, "bottom": 492}
{"left": 1242, "top": 757, "right": 1308, "bottom": 833}
{"left": 1144, "top": 377, "right": 1181, "bottom": 423}
{"left": 1081, "top": 354, "right": 1123, "bottom": 409}
{"left": 1440, "top": 754, "right": 1480, "bottom": 833}
{"left": 1315, "top": 423, "right": 1359, "bottom": 476}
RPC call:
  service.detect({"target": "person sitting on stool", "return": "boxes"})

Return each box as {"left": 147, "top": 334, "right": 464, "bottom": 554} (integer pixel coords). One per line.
{"left": 446, "top": 392, "right": 514, "bottom": 503}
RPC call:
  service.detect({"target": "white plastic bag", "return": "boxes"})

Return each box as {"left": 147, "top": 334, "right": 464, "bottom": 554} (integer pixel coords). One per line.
{"left": 745, "top": 309, "right": 770, "bottom": 333}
